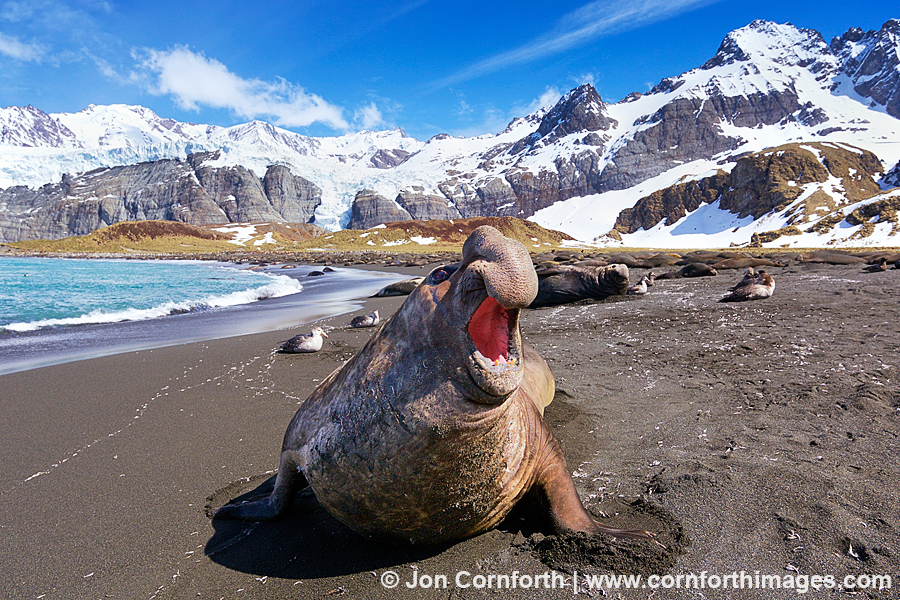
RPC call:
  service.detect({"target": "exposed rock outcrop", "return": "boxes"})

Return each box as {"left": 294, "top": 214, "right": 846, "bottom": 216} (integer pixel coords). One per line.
{"left": 263, "top": 165, "right": 322, "bottom": 223}
{"left": 347, "top": 189, "right": 412, "bottom": 230}
{"left": 395, "top": 189, "right": 462, "bottom": 221}
{"left": 370, "top": 148, "right": 412, "bottom": 169}
{"left": 832, "top": 19, "right": 900, "bottom": 119}
{"left": 615, "top": 172, "right": 731, "bottom": 233}
{"left": 0, "top": 152, "right": 323, "bottom": 242}
{"left": 614, "top": 143, "right": 885, "bottom": 234}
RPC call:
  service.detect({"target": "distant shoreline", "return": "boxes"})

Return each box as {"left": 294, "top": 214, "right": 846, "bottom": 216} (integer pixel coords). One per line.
{"left": 0, "top": 259, "right": 422, "bottom": 376}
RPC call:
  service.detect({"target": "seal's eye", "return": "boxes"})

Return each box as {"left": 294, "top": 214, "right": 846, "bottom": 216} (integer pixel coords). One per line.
{"left": 427, "top": 264, "right": 459, "bottom": 284}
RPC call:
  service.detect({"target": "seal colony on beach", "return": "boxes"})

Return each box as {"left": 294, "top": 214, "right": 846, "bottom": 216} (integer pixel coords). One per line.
{"left": 216, "top": 226, "right": 654, "bottom": 545}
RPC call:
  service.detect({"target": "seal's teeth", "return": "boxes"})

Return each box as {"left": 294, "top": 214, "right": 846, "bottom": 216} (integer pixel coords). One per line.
{"left": 474, "top": 349, "right": 520, "bottom": 374}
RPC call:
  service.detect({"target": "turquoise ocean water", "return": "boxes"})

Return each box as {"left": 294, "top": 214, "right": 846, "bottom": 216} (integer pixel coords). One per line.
{"left": 0, "top": 257, "right": 404, "bottom": 375}
{"left": 1, "top": 257, "right": 301, "bottom": 331}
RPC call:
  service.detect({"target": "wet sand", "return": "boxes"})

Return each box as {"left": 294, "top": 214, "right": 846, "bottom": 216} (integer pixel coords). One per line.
{"left": 1, "top": 260, "right": 898, "bottom": 599}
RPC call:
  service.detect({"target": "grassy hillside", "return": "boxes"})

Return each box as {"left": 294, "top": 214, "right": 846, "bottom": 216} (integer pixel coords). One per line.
{"left": 5, "top": 217, "right": 576, "bottom": 255}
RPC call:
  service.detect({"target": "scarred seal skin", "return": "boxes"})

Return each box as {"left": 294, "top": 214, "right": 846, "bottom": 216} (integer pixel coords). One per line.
{"left": 216, "top": 225, "right": 653, "bottom": 545}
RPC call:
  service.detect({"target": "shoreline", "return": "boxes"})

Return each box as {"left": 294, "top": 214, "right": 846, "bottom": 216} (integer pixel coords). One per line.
{"left": 1, "top": 259, "right": 898, "bottom": 599}
{"left": 0, "top": 260, "right": 427, "bottom": 376}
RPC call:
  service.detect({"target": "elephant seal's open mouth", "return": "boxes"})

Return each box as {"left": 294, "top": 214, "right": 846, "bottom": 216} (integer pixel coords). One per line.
{"left": 465, "top": 296, "right": 524, "bottom": 399}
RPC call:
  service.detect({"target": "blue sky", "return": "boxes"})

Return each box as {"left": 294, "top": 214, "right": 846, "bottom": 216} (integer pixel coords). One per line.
{"left": 0, "top": 0, "right": 896, "bottom": 141}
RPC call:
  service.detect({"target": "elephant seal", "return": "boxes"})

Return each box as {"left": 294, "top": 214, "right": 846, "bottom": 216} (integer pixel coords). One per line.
{"left": 863, "top": 257, "right": 888, "bottom": 272}
{"left": 216, "top": 226, "right": 654, "bottom": 545}
{"left": 711, "top": 257, "right": 785, "bottom": 270}
{"left": 529, "top": 264, "right": 630, "bottom": 308}
{"left": 657, "top": 262, "right": 718, "bottom": 280}
{"left": 798, "top": 251, "right": 865, "bottom": 265}
{"left": 373, "top": 277, "right": 425, "bottom": 297}
{"left": 678, "top": 262, "right": 718, "bottom": 278}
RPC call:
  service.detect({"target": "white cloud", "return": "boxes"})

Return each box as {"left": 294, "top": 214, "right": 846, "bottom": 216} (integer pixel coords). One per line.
{"left": 133, "top": 46, "right": 348, "bottom": 130}
{"left": 354, "top": 102, "right": 386, "bottom": 130}
{"left": 573, "top": 73, "right": 596, "bottom": 87}
{"left": 433, "top": 0, "right": 720, "bottom": 88}
{"left": 529, "top": 87, "right": 563, "bottom": 113}
{"left": 0, "top": 32, "right": 44, "bottom": 61}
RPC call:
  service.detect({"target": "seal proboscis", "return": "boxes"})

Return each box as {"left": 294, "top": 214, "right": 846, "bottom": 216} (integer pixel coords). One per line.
{"left": 216, "top": 225, "right": 654, "bottom": 545}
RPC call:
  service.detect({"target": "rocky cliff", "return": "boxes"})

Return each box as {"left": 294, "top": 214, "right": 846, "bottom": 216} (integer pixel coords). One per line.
{"left": 832, "top": 19, "right": 900, "bottom": 119}
{"left": 614, "top": 142, "right": 887, "bottom": 240}
{"left": 0, "top": 151, "right": 322, "bottom": 242}
{"left": 347, "top": 190, "right": 412, "bottom": 230}
{"left": 396, "top": 189, "right": 462, "bottom": 221}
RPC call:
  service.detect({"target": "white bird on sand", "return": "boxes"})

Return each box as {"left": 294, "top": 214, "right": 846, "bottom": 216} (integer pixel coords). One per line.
{"left": 350, "top": 310, "right": 380, "bottom": 328}
{"left": 281, "top": 327, "right": 328, "bottom": 353}
{"left": 627, "top": 273, "right": 655, "bottom": 295}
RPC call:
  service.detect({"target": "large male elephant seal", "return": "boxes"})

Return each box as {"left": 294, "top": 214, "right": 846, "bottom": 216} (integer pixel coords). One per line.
{"left": 216, "top": 226, "right": 653, "bottom": 546}
{"left": 529, "top": 263, "right": 630, "bottom": 308}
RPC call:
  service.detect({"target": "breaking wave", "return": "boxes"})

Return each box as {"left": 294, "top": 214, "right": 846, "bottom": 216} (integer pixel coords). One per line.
{"left": 2, "top": 274, "right": 302, "bottom": 333}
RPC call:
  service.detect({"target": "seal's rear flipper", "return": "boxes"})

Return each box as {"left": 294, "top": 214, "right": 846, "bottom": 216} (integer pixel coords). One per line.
{"left": 215, "top": 451, "right": 307, "bottom": 521}
{"left": 530, "top": 441, "right": 657, "bottom": 543}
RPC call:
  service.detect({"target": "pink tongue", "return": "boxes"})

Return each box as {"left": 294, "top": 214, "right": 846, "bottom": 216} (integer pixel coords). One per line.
{"left": 468, "top": 297, "right": 509, "bottom": 362}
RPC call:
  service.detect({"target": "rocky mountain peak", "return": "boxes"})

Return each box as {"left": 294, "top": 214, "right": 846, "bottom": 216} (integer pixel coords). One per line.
{"left": 832, "top": 19, "right": 900, "bottom": 118}
{"left": 0, "top": 105, "right": 81, "bottom": 148}
{"left": 536, "top": 83, "right": 615, "bottom": 138}
{"left": 703, "top": 19, "right": 834, "bottom": 72}
{"left": 512, "top": 83, "right": 616, "bottom": 153}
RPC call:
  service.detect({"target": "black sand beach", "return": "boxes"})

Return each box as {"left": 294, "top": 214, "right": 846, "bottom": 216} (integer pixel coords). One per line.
{"left": 1, "top": 259, "right": 898, "bottom": 599}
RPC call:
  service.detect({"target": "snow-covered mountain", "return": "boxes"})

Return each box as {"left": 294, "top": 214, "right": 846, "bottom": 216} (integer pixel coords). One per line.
{"left": 1, "top": 18, "right": 899, "bottom": 247}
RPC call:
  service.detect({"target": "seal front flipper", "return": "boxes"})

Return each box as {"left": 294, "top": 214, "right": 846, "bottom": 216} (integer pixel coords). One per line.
{"left": 530, "top": 437, "right": 657, "bottom": 542}
{"left": 215, "top": 450, "right": 308, "bottom": 521}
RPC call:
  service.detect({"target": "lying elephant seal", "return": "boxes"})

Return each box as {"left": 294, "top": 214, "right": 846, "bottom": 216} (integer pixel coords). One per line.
{"left": 529, "top": 264, "right": 630, "bottom": 308}
{"left": 216, "top": 226, "right": 653, "bottom": 545}
{"left": 373, "top": 277, "right": 425, "bottom": 297}
{"left": 681, "top": 262, "right": 718, "bottom": 277}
